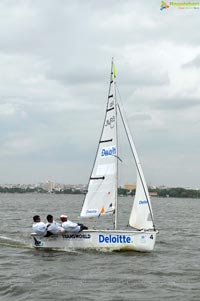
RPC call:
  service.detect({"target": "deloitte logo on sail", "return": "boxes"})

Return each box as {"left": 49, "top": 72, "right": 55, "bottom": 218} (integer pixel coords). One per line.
{"left": 99, "top": 234, "right": 131, "bottom": 244}
{"left": 101, "top": 146, "right": 116, "bottom": 157}
{"left": 139, "top": 200, "right": 148, "bottom": 205}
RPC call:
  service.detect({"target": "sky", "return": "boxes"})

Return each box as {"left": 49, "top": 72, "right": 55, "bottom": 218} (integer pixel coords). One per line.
{"left": 0, "top": 0, "right": 200, "bottom": 188}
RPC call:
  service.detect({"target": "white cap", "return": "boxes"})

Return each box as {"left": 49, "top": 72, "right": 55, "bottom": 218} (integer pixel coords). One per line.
{"left": 60, "top": 214, "right": 68, "bottom": 218}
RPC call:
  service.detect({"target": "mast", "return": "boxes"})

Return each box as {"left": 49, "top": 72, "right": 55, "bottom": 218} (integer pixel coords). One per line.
{"left": 112, "top": 59, "right": 118, "bottom": 230}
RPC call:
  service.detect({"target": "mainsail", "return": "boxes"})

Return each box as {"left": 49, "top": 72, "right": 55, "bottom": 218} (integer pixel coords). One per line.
{"left": 80, "top": 62, "right": 117, "bottom": 218}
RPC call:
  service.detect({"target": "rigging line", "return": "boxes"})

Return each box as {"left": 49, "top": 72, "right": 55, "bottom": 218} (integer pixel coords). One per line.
{"left": 111, "top": 154, "right": 123, "bottom": 162}
{"left": 116, "top": 86, "right": 156, "bottom": 231}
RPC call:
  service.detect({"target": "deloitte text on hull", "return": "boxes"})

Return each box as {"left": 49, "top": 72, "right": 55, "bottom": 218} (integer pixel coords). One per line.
{"left": 99, "top": 234, "right": 131, "bottom": 244}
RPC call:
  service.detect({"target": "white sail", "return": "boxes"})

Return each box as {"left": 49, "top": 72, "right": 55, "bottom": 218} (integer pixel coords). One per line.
{"left": 80, "top": 63, "right": 117, "bottom": 218}
{"left": 129, "top": 172, "right": 154, "bottom": 229}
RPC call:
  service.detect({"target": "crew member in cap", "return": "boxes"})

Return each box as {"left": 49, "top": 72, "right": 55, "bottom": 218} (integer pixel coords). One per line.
{"left": 60, "top": 215, "right": 88, "bottom": 232}
{"left": 32, "top": 215, "right": 47, "bottom": 236}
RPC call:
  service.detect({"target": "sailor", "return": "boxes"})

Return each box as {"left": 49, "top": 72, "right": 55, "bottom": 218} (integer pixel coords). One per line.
{"left": 46, "top": 214, "right": 64, "bottom": 234}
{"left": 60, "top": 215, "right": 88, "bottom": 232}
{"left": 32, "top": 215, "right": 47, "bottom": 236}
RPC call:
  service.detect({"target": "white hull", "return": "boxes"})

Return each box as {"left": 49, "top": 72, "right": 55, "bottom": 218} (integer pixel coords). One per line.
{"left": 32, "top": 229, "right": 157, "bottom": 252}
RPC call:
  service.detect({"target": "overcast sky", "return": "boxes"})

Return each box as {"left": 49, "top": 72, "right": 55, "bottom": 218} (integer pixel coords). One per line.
{"left": 0, "top": 0, "right": 199, "bottom": 188}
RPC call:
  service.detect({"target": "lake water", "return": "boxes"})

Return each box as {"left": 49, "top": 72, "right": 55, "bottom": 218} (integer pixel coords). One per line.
{"left": 0, "top": 193, "right": 199, "bottom": 301}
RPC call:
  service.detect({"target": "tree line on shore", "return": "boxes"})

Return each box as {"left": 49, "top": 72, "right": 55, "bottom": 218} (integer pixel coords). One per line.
{"left": 118, "top": 187, "right": 199, "bottom": 198}
{"left": 0, "top": 185, "right": 199, "bottom": 198}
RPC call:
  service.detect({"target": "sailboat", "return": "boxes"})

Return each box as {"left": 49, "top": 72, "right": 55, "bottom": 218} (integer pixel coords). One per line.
{"left": 32, "top": 59, "right": 158, "bottom": 252}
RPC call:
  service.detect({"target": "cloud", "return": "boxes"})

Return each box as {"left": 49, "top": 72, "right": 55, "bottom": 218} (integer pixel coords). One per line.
{"left": 0, "top": 1, "right": 199, "bottom": 188}
{"left": 0, "top": 103, "right": 17, "bottom": 116}
{"left": 152, "top": 97, "right": 200, "bottom": 111}
{"left": 182, "top": 54, "right": 200, "bottom": 68}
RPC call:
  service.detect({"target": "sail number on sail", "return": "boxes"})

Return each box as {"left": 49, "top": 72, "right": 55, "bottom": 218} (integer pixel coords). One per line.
{"left": 105, "top": 116, "right": 115, "bottom": 128}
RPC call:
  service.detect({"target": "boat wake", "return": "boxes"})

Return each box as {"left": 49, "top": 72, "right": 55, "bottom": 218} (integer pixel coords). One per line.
{"left": 0, "top": 235, "right": 30, "bottom": 249}
{"left": 0, "top": 236, "right": 80, "bottom": 254}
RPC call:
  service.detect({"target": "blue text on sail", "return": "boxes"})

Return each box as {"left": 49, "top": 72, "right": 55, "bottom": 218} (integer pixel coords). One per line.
{"left": 101, "top": 146, "right": 116, "bottom": 157}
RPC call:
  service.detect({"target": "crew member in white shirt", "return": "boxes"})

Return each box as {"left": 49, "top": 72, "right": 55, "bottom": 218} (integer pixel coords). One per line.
{"left": 60, "top": 215, "right": 88, "bottom": 232}
{"left": 46, "top": 214, "right": 64, "bottom": 234}
{"left": 32, "top": 215, "right": 47, "bottom": 236}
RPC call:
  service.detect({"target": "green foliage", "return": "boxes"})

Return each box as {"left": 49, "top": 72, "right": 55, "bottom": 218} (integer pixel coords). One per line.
{"left": 155, "top": 187, "right": 199, "bottom": 198}
{"left": 0, "top": 186, "right": 46, "bottom": 193}
{"left": 117, "top": 186, "right": 200, "bottom": 198}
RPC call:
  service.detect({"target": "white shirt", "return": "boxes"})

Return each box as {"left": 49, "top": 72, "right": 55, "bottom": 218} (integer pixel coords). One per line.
{"left": 61, "top": 220, "right": 81, "bottom": 233}
{"left": 32, "top": 222, "right": 47, "bottom": 236}
{"left": 46, "top": 221, "right": 63, "bottom": 234}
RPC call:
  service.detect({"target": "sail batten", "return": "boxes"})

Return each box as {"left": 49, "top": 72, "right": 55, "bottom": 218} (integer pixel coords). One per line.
{"left": 106, "top": 107, "right": 114, "bottom": 112}
{"left": 99, "top": 139, "right": 113, "bottom": 143}
{"left": 91, "top": 176, "right": 106, "bottom": 179}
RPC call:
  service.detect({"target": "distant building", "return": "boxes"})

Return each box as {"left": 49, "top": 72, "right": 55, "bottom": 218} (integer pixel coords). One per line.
{"left": 123, "top": 184, "right": 136, "bottom": 191}
{"left": 149, "top": 192, "right": 158, "bottom": 197}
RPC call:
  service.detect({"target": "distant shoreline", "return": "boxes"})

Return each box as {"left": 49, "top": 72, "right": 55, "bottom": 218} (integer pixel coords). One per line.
{"left": 0, "top": 186, "right": 199, "bottom": 199}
